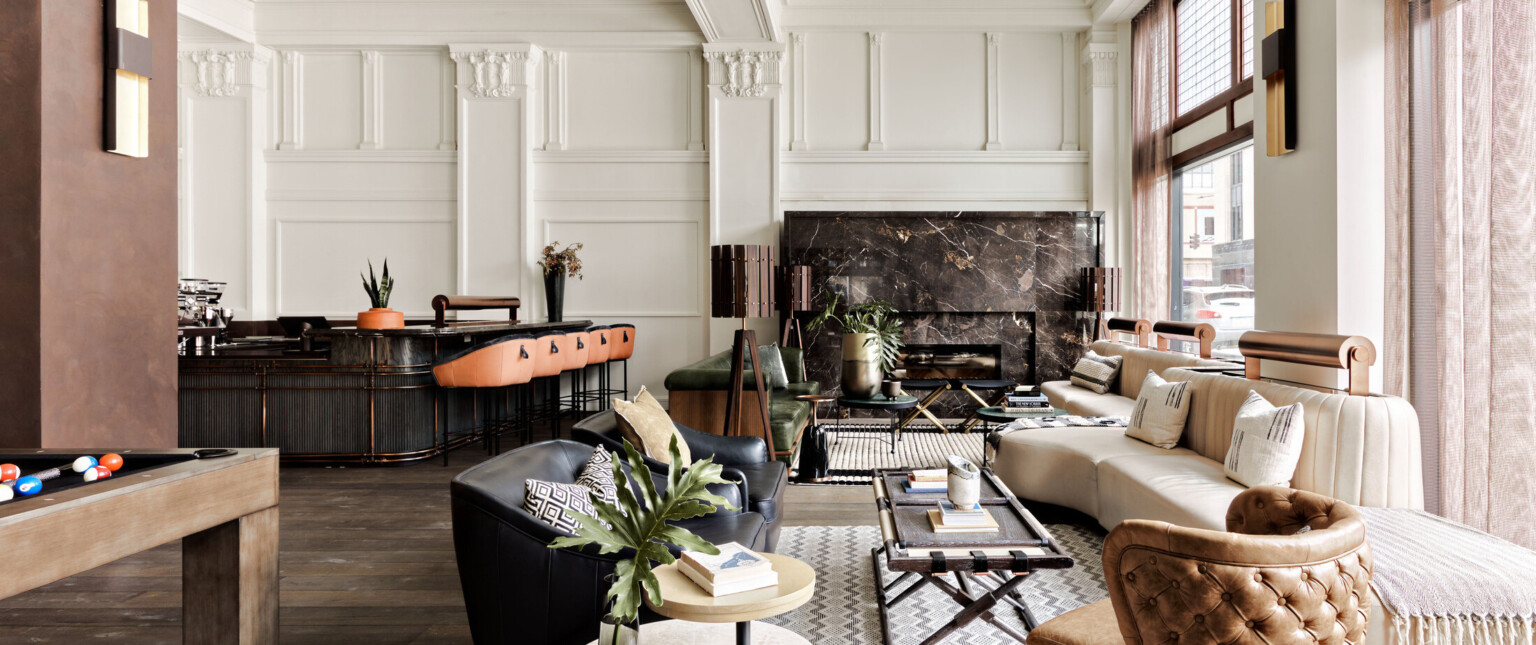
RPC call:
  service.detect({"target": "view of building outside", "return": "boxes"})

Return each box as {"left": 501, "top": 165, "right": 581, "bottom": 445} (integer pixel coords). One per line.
{"left": 1173, "top": 143, "right": 1254, "bottom": 357}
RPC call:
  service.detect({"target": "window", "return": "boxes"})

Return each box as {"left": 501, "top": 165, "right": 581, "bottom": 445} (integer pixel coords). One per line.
{"left": 1174, "top": 0, "right": 1255, "bottom": 117}
{"left": 1171, "top": 144, "right": 1254, "bottom": 358}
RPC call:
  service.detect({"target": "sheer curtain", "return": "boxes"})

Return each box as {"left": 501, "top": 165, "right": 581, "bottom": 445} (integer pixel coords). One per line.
{"left": 1385, "top": 0, "right": 1536, "bottom": 548}
{"left": 1131, "top": 0, "right": 1172, "bottom": 321}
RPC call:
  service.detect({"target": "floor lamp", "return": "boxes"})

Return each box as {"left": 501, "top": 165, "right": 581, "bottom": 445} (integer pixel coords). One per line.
{"left": 1081, "top": 267, "right": 1121, "bottom": 341}
{"left": 711, "top": 245, "right": 776, "bottom": 448}
{"left": 778, "top": 265, "right": 813, "bottom": 351}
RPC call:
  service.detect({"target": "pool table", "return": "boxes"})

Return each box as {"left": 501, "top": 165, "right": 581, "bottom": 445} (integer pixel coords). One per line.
{"left": 0, "top": 448, "right": 279, "bottom": 644}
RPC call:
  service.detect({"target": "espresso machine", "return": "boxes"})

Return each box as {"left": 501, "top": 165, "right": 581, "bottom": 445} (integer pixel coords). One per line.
{"left": 178, "top": 278, "right": 232, "bottom": 352}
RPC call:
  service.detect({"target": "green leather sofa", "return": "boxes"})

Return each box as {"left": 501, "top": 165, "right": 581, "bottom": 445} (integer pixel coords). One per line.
{"left": 663, "top": 347, "right": 819, "bottom": 463}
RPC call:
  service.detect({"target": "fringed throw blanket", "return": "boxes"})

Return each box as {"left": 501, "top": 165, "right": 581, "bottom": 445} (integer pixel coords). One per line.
{"left": 1358, "top": 507, "right": 1536, "bottom": 645}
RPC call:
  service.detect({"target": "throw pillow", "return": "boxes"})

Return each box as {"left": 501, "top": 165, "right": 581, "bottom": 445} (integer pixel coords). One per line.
{"left": 1223, "top": 391, "right": 1306, "bottom": 487}
{"left": 1125, "top": 370, "right": 1193, "bottom": 449}
{"left": 574, "top": 447, "right": 620, "bottom": 507}
{"left": 612, "top": 385, "right": 692, "bottom": 465}
{"left": 744, "top": 344, "right": 790, "bottom": 389}
{"left": 522, "top": 479, "right": 600, "bottom": 534}
{"left": 1069, "top": 351, "right": 1123, "bottom": 395}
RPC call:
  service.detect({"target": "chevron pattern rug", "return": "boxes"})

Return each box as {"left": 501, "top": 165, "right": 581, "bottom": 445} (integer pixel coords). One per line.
{"left": 806, "top": 424, "right": 988, "bottom": 485}
{"left": 763, "top": 524, "right": 1109, "bottom": 644}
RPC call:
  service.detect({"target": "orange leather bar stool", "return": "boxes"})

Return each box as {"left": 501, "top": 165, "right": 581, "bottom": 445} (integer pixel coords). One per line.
{"left": 432, "top": 334, "right": 537, "bottom": 464}
{"left": 606, "top": 324, "right": 636, "bottom": 402}
{"left": 558, "top": 329, "right": 592, "bottom": 421}
{"left": 584, "top": 325, "right": 617, "bottom": 411}
{"left": 527, "top": 330, "right": 569, "bottom": 441}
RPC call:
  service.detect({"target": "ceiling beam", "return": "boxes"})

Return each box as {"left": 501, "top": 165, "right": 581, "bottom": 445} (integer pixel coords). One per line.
{"left": 685, "top": 0, "right": 782, "bottom": 42}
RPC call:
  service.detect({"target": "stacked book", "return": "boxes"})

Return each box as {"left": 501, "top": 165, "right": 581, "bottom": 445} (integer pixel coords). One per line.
{"left": 926, "top": 500, "right": 1001, "bottom": 533}
{"left": 679, "top": 542, "right": 778, "bottom": 596}
{"left": 904, "top": 469, "right": 947, "bottom": 493}
{"left": 1003, "top": 393, "right": 1051, "bottom": 413}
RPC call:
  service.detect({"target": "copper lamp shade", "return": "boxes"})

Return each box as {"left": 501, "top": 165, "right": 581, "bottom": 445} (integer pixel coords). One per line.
{"left": 1081, "top": 267, "right": 1121, "bottom": 313}
{"left": 711, "top": 245, "right": 776, "bottom": 319}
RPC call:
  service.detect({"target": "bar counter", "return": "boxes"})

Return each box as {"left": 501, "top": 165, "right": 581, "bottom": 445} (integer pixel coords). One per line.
{"left": 178, "top": 320, "right": 590, "bottom": 464}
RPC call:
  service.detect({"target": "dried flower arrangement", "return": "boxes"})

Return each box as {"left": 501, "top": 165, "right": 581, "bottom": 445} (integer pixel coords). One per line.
{"left": 538, "top": 242, "right": 584, "bottom": 279}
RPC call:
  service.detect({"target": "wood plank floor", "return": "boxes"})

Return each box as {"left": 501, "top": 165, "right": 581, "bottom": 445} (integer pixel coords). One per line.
{"left": 0, "top": 423, "right": 877, "bottom": 643}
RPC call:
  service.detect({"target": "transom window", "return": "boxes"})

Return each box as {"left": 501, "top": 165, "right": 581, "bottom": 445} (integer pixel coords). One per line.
{"left": 1174, "top": 0, "right": 1254, "bottom": 117}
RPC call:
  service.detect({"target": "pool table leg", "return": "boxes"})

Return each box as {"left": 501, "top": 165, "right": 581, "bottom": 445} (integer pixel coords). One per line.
{"left": 183, "top": 506, "right": 280, "bottom": 644}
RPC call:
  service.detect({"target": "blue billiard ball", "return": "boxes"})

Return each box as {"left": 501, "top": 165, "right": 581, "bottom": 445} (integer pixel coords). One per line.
{"left": 14, "top": 476, "right": 41, "bottom": 496}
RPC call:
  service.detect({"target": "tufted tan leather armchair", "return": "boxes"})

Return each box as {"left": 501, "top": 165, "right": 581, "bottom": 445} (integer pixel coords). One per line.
{"left": 1030, "top": 487, "right": 1374, "bottom": 645}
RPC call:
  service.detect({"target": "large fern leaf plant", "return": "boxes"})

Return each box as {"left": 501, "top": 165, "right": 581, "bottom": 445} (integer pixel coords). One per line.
{"left": 549, "top": 436, "right": 738, "bottom": 626}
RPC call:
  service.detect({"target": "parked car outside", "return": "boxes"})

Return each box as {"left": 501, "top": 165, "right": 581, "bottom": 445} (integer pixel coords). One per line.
{"left": 1182, "top": 285, "right": 1254, "bottom": 349}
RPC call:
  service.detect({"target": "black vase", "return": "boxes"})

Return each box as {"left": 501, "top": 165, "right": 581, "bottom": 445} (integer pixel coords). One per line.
{"left": 544, "top": 272, "right": 565, "bottom": 322}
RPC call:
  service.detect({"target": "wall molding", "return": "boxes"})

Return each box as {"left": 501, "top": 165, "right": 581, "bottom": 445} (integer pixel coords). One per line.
{"left": 268, "top": 189, "right": 456, "bottom": 202}
{"left": 533, "top": 150, "right": 708, "bottom": 163}
{"left": 867, "top": 32, "right": 884, "bottom": 150}
{"left": 783, "top": 150, "right": 1089, "bottom": 163}
{"left": 265, "top": 150, "right": 457, "bottom": 163}
{"left": 279, "top": 50, "right": 303, "bottom": 149}
{"left": 535, "top": 190, "right": 708, "bottom": 202}
{"left": 789, "top": 32, "right": 808, "bottom": 150}
{"left": 779, "top": 190, "right": 1090, "bottom": 202}
{"left": 179, "top": 50, "right": 262, "bottom": 97}
{"left": 360, "top": 50, "right": 384, "bottom": 149}
{"left": 985, "top": 33, "right": 1001, "bottom": 151}
{"left": 450, "top": 49, "right": 534, "bottom": 98}
{"left": 703, "top": 50, "right": 781, "bottom": 98}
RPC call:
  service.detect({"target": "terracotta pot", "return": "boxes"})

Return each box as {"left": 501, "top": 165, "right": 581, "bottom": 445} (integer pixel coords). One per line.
{"left": 356, "top": 307, "right": 405, "bottom": 330}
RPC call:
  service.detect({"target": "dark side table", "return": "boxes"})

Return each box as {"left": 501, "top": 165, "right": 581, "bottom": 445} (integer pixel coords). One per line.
{"left": 837, "top": 395, "right": 919, "bottom": 454}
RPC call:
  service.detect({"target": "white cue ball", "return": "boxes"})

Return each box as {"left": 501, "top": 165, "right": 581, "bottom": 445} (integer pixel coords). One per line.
{"left": 0, "top": 485, "right": 12, "bottom": 502}
{"left": 72, "top": 456, "right": 98, "bottom": 473}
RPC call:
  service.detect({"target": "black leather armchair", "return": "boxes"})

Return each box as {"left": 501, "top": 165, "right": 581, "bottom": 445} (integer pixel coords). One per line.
{"left": 572, "top": 411, "right": 788, "bottom": 552}
{"left": 450, "top": 440, "right": 768, "bottom": 645}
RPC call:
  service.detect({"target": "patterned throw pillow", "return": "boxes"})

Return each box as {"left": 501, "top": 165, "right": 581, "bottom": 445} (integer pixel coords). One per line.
{"left": 1069, "top": 351, "right": 1124, "bottom": 395}
{"left": 1223, "top": 391, "right": 1306, "bottom": 487}
{"left": 574, "top": 447, "right": 620, "bottom": 507}
{"left": 613, "top": 386, "right": 691, "bottom": 465}
{"left": 522, "top": 480, "right": 601, "bottom": 534}
{"left": 1125, "top": 370, "right": 1193, "bottom": 449}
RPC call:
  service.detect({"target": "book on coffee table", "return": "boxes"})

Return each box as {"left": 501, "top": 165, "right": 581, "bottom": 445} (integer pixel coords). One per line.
{"left": 926, "top": 508, "right": 1000, "bottom": 533}
{"left": 937, "top": 500, "right": 988, "bottom": 526}
{"left": 678, "top": 542, "right": 778, "bottom": 596}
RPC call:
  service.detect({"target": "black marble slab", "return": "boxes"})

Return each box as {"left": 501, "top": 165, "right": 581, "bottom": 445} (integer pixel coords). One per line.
{"left": 784, "top": 211, "right": 1101, "bottom": 415}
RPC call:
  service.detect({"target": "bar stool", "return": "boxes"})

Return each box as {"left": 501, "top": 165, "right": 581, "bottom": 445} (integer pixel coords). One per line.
{"left": 527, "top": 330, "right": 569, "bottom": 442}
{"left": 583, "top": 325, "right": 619, "bottom": 410}
{"left": 557, "top": 328, "right": 592, "bottom": 424}
{"left": 607, "top": 324, "right": 636, "bottom": 401}
{"left": 432, "top": 334, "right": 537, "bottom": 465}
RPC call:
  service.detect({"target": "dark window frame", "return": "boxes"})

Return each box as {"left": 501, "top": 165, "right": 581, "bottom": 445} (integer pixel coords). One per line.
{"left": 1171, "top": 0, "right": 1254, "bottom": 124}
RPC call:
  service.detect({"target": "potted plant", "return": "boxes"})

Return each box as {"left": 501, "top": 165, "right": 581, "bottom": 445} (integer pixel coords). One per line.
{"left": 538, "top": 241, "right": 584, "bottom": 322}
{"left": 806, "top": 295, "right": 903, "bottom": 399}
{"left": 550, "top": 438, "right": 737, "bottom": 645}
{"left": 356, "top": 259, "right": 404, "bottom": 329}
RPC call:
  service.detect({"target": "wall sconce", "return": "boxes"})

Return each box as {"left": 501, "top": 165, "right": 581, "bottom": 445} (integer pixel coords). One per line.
{"left": 106, "top": 0, "right": 152, "bottom": 158}
{"left": 1262, "top": 0, "right": 1296, "bottom": 156}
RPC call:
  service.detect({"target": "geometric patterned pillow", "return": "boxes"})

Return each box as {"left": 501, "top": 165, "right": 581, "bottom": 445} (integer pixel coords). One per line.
{"left": 575, "top": 447, "right": 620, "bottom": 507}
{"left": 1070, "top": 350, "right": 1124, "bottom": 395}
{"left": 522, "top": 480, "right": 601, "bottom": 534}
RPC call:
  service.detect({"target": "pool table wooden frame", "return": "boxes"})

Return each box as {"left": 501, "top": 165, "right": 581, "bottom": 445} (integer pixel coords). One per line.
{"left": 0, "top": 448, "right": 279, "bottom": 644}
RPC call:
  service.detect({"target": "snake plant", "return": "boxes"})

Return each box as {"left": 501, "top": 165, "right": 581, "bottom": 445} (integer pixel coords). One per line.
{"left": 361, "top": 259, "right": 393, "bottom": 309}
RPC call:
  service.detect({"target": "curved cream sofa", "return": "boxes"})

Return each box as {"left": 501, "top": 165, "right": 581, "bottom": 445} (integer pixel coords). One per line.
{"left": 1039, "top": 340, "right": 1235, "bottom": 418}
{"left": 998, "top": 343, "right": 1424, "bottom": 643}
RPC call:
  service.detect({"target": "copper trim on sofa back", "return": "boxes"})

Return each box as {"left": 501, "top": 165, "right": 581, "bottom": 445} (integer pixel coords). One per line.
{"left": 1152, "top": 320, "right": 1216, "bottom": 358}
{"left": 1238, "top": 330, "right": 1376, "bottom": 396}
{"left": 1105, "top": 317, "right": 1152, "bottom": 347}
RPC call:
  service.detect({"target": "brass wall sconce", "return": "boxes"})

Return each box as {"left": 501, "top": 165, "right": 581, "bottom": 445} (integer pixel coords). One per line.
{"left": 106, "top": 0, "right": 152, "bottom": 157}
{"left": 1262, "top": 0, "right": 1296, "bottom": 156}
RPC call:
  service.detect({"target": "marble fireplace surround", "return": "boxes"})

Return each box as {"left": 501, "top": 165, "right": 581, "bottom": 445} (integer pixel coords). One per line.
{"left": 783, "top": 211, "right": 1102, "bottom": 418}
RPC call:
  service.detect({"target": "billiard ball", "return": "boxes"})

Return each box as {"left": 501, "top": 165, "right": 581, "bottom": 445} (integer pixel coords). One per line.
{"left": 99, "top": 453, "right": 124, "bottom": 472}
{"left": 0, "top": 485, "right": 11, "bottom": 502}
{"left": 71, "top": 456, "right": 98, "bottom": 473}
{"left": 82, "top": 466, "right": 113, "bottom": 483}
{"left": 0, "top": 464, "right": 17, "bottom": 482}
{"left": 14, "top": 476, "right": 42, "bottom": 496}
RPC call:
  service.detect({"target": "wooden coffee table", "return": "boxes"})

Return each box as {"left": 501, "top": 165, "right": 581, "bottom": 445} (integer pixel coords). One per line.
{"left": 645, "top": 551, "right": 816, "bottom": 645}
{"left": 871, "top": 467, "right": 1073, "bottom": 645}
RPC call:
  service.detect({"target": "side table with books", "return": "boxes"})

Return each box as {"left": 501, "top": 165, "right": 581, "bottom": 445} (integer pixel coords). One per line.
{"left": 643, "top": 543, "right": 816, "bottom": 645}
{"left": 871, "top": 467, "right": 1073, "bottom": 645}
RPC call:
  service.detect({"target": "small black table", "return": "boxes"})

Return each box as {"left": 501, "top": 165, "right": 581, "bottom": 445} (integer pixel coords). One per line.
{"left": 837, "top": 395, "right": 919, "bottom": 453}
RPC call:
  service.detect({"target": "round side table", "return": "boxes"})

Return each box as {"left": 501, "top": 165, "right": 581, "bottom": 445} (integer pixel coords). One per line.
{"left": 794, "top": 394, "right": 837, "bottom": 483}
{"left": 836, "top": 395, "right": 919, "bottom": 454}
{"left": 644, "top": 552, "right": 816, "bottom": 645}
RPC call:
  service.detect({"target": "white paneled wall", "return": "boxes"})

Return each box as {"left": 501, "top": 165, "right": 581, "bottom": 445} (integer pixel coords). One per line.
{"left": 177, "top": 25, "right": 1121, "bottom": 397}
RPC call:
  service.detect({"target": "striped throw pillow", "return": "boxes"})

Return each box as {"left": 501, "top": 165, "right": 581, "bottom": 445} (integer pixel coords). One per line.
{"left": 1125, "top": 370, "right": 1192, "bottom": 449}
{"left": 1069, "top": 351, "right": 1123, "bottom": 394}
{"left": 1223, "top": 391, "right": 1306, "bottom": 487}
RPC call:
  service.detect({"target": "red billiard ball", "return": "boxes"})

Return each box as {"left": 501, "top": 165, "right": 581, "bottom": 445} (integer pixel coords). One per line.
{"left": 82, "top": 466, "right": 113, "bottom": 483}
{"left": 0, "top": 464, "right": 17, "bottom": 482}
{"left": 99, "top": 453, "right": 124, "bottom": 472}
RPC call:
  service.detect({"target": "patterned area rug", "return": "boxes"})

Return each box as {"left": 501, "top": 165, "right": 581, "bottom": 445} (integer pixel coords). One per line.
{"left": 809, "top": 424, "right": 988, "bottom": 485}
{"left": 764, "top": 524, "right": 1109, "bottom": 644}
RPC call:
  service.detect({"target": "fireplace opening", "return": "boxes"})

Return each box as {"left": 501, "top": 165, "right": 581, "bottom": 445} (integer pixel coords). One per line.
{"left": 891, "top": 343, "right": 1003, "bottom": 381}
